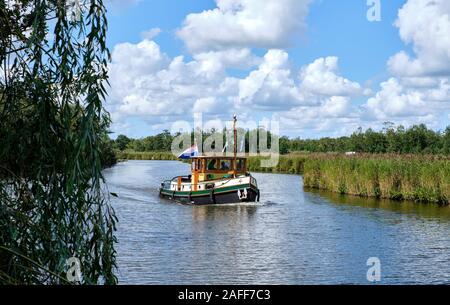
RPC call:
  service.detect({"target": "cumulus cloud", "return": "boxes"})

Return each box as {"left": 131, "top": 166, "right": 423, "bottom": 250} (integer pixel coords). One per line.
{"left": 299, "top": 57, "right": 364, "bottom": 97}
{"left": 364, "top": 0, "right": 450, "bottom": 126}
{"left": 140, "top": 28, "right": 161, "bottom": 40}
{"left": 363, "top": 77, "right": 449, "bottom": 121}
{"left": 192, "top": 48, "right": 261, "bottom": 77}
{"left": 177, "top": 0, "right": 311, "bottom": 53}
{"left": 237, "top": 52, "right": 364, "bottom": 111}
{"left": 387, "top": 0, "right": 450, "bottom": 77}
{"left": 108, "top": 38, "right": 240, "bottom": 129}
{"left": 106, "top": 0, "right": 381, "bottom": 136}
{"left": 237, "top": 50, "right": 304, "bottom": 110}
{"left": 279, "top": 102, "right": 362, "bottom": 137}
{"left": 108, "top": 36, "right": 366, "bottom": 136}
{"left": 193, "top": 97, "right": 223, "bottom": 113}
{"left": 365, "top": 78, "right": 428, "bottom": 119}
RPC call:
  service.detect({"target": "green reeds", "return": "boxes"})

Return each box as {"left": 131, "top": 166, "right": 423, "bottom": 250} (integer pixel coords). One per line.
{"left": 247, "top": 153, "right": 307, "bottom": 174}
{"left": 303, "top": 154, "right": 450, "bottom": 205}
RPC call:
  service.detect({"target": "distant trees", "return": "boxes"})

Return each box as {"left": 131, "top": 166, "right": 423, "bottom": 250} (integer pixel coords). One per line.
{"left": 113, "top": 123, "right": 450, "bottom": 155}
{"left": 118, "top": 130, "right": 173, "bottom": 152}
{"left": 288, "top": 124, "right": 450, "bottom": 154}
{"left": 114, "top": 135, "right": 131, "bottom": 151}
{"left": 443, "top": 127, "right": 450, "bottom": 154}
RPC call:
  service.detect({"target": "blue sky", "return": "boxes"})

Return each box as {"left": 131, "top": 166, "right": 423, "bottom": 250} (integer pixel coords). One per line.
{"left": 105, "top": 0, "right": 450, "bottom": 139}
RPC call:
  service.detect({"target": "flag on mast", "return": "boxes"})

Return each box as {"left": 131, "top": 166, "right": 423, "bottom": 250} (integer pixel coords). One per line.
{"left": 178, "top": 144, "right": 199, "bottom": 159}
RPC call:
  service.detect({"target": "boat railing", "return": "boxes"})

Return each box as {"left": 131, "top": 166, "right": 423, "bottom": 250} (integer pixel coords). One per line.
{"left": 161, "top": 175, "right": 192, "bottom": 190}
{"left": 161, "top": 180, "right": 172, "bottom": 190}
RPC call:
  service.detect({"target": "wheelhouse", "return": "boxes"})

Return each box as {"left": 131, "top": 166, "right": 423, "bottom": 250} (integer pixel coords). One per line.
{"left": 191, "top": 156, "right": 247, "bottom": 182}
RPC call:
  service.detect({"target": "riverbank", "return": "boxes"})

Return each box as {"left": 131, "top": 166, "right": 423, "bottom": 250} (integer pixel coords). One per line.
{"left": 116, "top": 150, "right": 178, "bottom": 160}
{"left": 115, "top": 150, "right": 449, "bottom": 205}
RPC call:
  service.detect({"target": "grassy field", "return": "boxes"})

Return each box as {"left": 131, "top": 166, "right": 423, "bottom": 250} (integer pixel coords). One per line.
{"left": 116, "top": 150, "right": 450, "bottom": 205}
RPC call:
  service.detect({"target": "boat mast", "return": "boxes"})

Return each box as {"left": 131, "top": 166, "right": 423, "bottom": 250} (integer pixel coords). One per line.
{"left": 233, "top": 114, "right": 237, "bottom": 177}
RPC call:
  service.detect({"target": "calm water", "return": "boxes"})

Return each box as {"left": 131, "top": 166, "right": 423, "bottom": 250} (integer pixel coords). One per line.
{"left": 103, "top": 160, "right": 450, "bottom": 284}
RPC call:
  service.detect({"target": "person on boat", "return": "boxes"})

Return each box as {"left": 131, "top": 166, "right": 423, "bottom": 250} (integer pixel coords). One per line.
{"left": 220, "top": 161, "right": 230, "bottom": 170}
{"left": 236, "top": 159, "right": 243, "bottom": 170}
{"left": 207, "top": 159, "right": 216, "bottom": 170}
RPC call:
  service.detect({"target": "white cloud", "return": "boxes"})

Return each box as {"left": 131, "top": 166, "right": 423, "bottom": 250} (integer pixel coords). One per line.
{"left": 365, "top": 78, "right": 428, "bottom": 119}
{"left": 299, "top": 57, "right": 364, "bottom": 97}
{"left": 108, "top": 37, "right": 366, "bottom": 136}
{"left": 192, "top": 48, "right": 261, "bottom": 77}
{"left": 321, "top": 96, "right": 352, "bottom": 118}
{"left": 363, "top": 77, "right": 449, "bottom": 120}
{"left": 237, "top": 52, "right": 364, "bottom": 111}
{"left": 193, "top": 97, "right": 228, "bottom": 114}
{"left": 140, "top": 28, "right": 161, "bottom": 40}
{"left": 110, "top": 39, "right": 169, "bottom": 79}
{"left": 105, "top": 0, "right": 449, "bottom": 138}
{"left": 363, "top": 0, "right": 450, "bottom": 126}
{"left": 278, "top": 103, "right": 361, "bottom": 137}
{"left": 388, "top": 0, "right": 450, "bottom": 77}
{"left": 177, "top": 0, "right": 311, "bottom": 53}
{"left": 237, "top": 49, "right": 304, "bottom": 110}
{"left": 108, "top": 38, "right": 239, "bottom": 129}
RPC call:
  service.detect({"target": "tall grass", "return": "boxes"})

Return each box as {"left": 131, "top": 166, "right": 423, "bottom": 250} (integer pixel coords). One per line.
{"left": 247, "top": 153, "right": 307, "bottom": 174}
{"left": 303, "top": 154, "right": 450, "bottom": 205}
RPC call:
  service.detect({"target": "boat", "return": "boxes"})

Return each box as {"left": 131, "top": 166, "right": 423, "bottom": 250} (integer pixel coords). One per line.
{"left": 159, "top": 116, "right": 260, "bottom": 205}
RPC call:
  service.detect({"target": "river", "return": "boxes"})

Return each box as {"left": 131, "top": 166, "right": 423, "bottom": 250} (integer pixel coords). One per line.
{"left": 103, "top": 160, "right": 450, "bottom": 284}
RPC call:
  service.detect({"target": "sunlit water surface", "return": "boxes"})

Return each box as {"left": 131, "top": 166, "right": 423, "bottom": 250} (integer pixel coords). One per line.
{"left": 103, "top": 160, "right": 450, "bottom": 284}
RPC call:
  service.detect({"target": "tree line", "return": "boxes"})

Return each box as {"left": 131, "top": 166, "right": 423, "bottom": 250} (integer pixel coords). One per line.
{"left": 111, "top": 123, "right": 450, "bottom": 155}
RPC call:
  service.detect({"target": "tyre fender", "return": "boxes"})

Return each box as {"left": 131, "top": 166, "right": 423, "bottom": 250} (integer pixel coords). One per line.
{"left": 210, "top": 189, "right": 216, "bottom": 204}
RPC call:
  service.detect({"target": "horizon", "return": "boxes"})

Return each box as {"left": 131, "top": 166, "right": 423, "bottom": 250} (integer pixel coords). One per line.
{"left": 110, "top": 121, "right": 450, "bottom": 141}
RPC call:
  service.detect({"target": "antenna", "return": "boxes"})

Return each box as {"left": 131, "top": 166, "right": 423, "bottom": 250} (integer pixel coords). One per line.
{"left": 233, "top": 115, "right": 237, "bottom": 177}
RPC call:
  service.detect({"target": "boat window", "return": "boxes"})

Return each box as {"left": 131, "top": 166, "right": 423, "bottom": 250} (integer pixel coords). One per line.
{"left": 236, "top": 159, "right": 244, "bottom": 171}
{"left": 220, "top": 160, "right": 231, "bottom": 171}
{"left": 207, "top": 159, "right": 217, "bottom": 170}
{"left": 192, "top": 160, "right": 201, "bottom": 171}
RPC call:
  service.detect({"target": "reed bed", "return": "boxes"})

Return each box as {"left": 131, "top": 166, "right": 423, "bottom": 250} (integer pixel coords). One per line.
{"left": 247, "top": 153, "right": 308, "bottom": 174}
{"left": 302, "top": 154, "right": 450, "bottom": 205}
